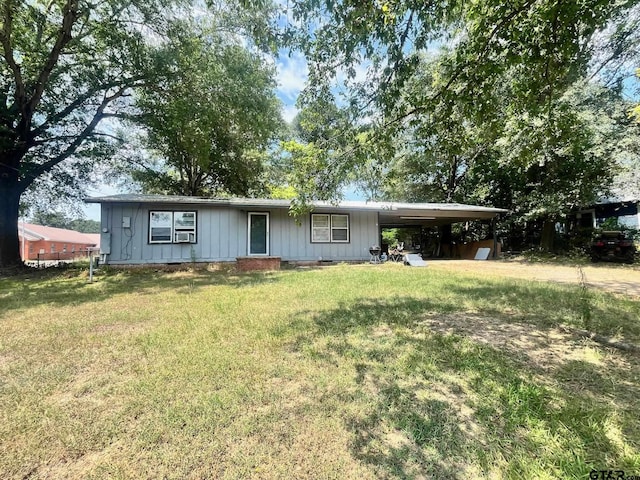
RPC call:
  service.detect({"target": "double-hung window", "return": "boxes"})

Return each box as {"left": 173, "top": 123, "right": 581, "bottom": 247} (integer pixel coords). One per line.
{"left": 311, "top": 214, "right": 350, "bottom": 243}
{"left": 149, "top": 211, "right": 197, "bottom": 244}
{"left": 330, "top": 214, "right": 349, "bottom": 242}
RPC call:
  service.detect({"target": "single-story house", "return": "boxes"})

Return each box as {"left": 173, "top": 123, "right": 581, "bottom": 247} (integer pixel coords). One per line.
{"left": 84, "top": 194, "right": 508, "bottom": 266}
{"left": 18, "top": 223, "right": 99, "bottom": 261}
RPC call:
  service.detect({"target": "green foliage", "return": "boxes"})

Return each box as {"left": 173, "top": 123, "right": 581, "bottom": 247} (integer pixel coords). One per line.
{"left": 382, "top": 54, "right": 498, "bottom": 204}
{"left": 381, "top": 228, "right": 399, "bottom": 246}
{"left": 284, "top": 0, "right": 640, "bottom": 248}
{"left": 0, "top": 0, "right": 280, "bottom": 266}
{"left": 267, "top": 185, "right": 298, "bottom": 200}
{"left": 600, "top": 217, "right": 627, "bottom": 231}
{"left": 29, "top": 210, "right": 100, "bottom": 233}
{"left": 279, "top": 101, "right": 364, "bottom": 208}
{"left": 598, "top": 218, "right": 640, "bottom": 242}
{"left": 1, "top": 0, "right": 185, "bottom": 265}
{"left": 291, "top": 0, "right": 637, "bottom": 121}
{"left": 28, "top": 211, "right": 70, "bottom": 230}
{"left": 507, "top": 86, "right": 621, "bottom": 220}
{"left": 1, "top": 0, "right": 178, "bottom": 198}
{"left": 128, "top": 19, "right": 283, "bottom": 197}
{"left": 280, "top": 138, "right": 358, "bottom": 216}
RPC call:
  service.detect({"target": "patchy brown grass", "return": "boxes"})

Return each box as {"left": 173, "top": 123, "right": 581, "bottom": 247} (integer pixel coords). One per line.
{"left": 0, "top": 264, "right": 639, "bottom": 479}
{"left": 428, "top": 259, "right": 640, "bottom": 297}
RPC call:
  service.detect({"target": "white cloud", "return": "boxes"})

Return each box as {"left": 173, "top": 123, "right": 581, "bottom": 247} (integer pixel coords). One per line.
{"left": 281, "top": 104, "right": 299, "bottom": 123}
{"left": 277, "top": 51, "right": 308, "bottom": 101}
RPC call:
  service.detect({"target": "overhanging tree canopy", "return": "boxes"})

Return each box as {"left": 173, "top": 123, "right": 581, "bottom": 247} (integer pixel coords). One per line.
{"left": 284, "top": 0, "right": 640, "bottom": 249}
{"left": 0, "top": 0, "right": 179, "bottom": 267}
{"left": 287, "top": 0, "right": 639, "bottom": 178}
{"left": 128, "top": 21, "right": 283, "bottom": 197}
{"left": 0, "top": 0, "right": 279, "bottom": 268}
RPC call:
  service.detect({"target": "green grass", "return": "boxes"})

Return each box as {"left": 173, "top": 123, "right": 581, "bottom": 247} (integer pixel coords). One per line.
{"left": 0, "top": 264, "right": 639, "bottom": 479}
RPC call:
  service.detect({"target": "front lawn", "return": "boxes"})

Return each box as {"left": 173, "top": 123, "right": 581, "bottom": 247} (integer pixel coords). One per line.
{"left": 1, "top": 264, "right": 638, "bottom": 479}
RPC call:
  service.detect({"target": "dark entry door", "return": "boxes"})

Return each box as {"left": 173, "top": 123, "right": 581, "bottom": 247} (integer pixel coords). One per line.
{"left": 248, "top": 213, "right": 269, "bottom": 255}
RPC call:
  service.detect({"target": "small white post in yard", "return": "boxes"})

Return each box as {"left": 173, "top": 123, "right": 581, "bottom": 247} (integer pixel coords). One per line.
{"left": 88, "top": 247, "right": 99, "bottom": 283}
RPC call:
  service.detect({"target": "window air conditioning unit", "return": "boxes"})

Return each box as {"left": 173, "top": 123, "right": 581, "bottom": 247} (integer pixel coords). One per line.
{"left": 175, "top": 232, "right": 191, "bottom": 243}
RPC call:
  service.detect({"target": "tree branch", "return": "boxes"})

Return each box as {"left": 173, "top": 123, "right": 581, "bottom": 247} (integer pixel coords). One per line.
{"left": 32, "top": 85, "right": 112, "bottom": 138}
{"left": 349, "top": 12, "right": 416, "bottom": 122}
{"left": 31, "top": 130, "right": 123, "bottom": 145}
{"left": 20, "top": 86, "right": 128, "bottom": 190}
{"left": 33, "top": 77, "right": 145, "bottom": 137}
{"left": 0, "top": 0, "right": 26, "bottom": 118}
{"left": 92, "top": 131, "right": 124, "bottom": 142}
{"left": 381, "top": 0, "right": 538, "bottom": 130}
{"left": 27, "top": 0, "right": 80, "bottom": 119}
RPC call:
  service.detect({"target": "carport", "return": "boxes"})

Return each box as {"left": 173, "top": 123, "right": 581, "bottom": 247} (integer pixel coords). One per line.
{"left": 374, "top": 202, "right": 508, "bottom": 259}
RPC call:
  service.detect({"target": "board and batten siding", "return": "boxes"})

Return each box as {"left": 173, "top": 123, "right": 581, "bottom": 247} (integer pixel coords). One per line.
{"left": 268, "top": 208, "right": 378, "bottom": 261}
{"left": 100, "top": 203, "right": 379, "bottom": 264}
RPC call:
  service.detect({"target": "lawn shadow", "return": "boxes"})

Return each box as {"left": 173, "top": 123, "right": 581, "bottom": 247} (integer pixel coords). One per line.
{"left": 0, "top": 267, "right": 286, "bottom": 315}
{"left": 347, "top": 374, "right": 469, "bottom": 479}
{"left": 438, "top": 278, "right": 640, "bottom": 343}
{"left": 289, "top": 296, "right": 640, "bottom": 478}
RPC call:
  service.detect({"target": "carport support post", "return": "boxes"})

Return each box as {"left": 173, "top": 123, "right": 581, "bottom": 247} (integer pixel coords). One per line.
{"left": 492, "top": 218, "right": 497, "bottom": 259}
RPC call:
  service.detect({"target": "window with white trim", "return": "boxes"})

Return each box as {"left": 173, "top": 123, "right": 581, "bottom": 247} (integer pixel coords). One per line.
{"left": 149, "top": 211, "right": 197, "bottom": 244}
{"left": 311, "top": 214, "right": 350, "bottom": 243}
{"left": 173, "top": 211, "right": 197, "bottom": 243}
{"left": 331, "top": 214, "right": 349, "bottom": 242}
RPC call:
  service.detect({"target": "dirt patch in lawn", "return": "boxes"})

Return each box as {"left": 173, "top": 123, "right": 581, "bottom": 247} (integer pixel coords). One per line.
{"left": 417, "top": 312, "right": 639, "bottom": 375}
{"left": 413, "top": 311, "right": 640, "bottom": 431}
{"left": 420, "top": 312, "right": 579, "bottom": 373}
{"left": 428, "top": 260, "right": 640, "bottom": 297}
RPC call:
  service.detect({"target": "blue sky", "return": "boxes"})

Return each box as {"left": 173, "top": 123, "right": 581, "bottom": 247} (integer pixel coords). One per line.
{"left": 275, "top": 50, "right": 308, "bottom": 123}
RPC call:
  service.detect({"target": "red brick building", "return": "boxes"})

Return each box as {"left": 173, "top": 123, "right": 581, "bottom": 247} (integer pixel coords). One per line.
{"left": 18, "top": 223, "right": 99, "bottom": 261}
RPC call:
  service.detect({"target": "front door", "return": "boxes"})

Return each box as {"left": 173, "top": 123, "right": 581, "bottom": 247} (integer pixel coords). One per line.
{"left": 248, "top": 212, "right": 269, "bottom": 255}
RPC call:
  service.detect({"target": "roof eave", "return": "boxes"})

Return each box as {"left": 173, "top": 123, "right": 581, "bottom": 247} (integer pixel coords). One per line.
{"left": 83, "top": 195, "right": 508, "bottom": 217}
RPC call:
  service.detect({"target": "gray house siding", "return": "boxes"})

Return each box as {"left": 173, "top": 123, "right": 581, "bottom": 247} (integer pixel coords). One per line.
{"left": 100, "top": 202, "right": 378, "bottom": 264}
{"left": 268, "top": 208, "right": 378, "bottom": 261}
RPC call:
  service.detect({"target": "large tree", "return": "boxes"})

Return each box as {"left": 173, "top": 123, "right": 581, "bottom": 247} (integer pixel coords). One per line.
{"left": 0, "top": 0, "right": 278, "bottom": 268}
{"left": 381, "top": 52, "right": 500, "bottom": 205}
{"left": 127, "top": 21, "right": 282, "bottom": 197}
{"left": 285, "top": 0, "right": 640, "bottom": 197}
{"left": 283, "top": 0, "right": 640, "bottom": 251}
{"left": 0, "top": 0, "right": 176, "bottom": 267}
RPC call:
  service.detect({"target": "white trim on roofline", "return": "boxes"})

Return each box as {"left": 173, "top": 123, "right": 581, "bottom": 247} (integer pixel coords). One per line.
{"left": 84, "top": 194, "right": 508, "bottom": 215}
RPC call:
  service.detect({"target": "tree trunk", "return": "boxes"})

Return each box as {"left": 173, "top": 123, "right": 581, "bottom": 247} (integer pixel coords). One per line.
{"left": 540, "top": 220, "right": 556, "bottom": 252}
{"left": 0, "top": 171, "right": 23, "bottom": 268}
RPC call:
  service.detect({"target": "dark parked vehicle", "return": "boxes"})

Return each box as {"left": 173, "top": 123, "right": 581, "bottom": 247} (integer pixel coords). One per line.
{"left": 590, "top": 231, "right": 636, "bottom": 264}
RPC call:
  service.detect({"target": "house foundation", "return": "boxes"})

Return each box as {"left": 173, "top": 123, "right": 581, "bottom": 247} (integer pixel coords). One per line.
{"left": 236, "top": 256, "right": 282, "bottom": 272}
